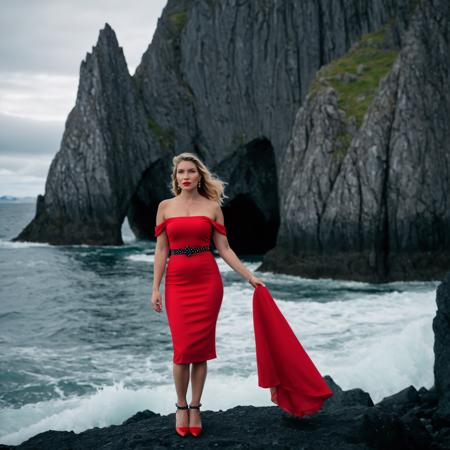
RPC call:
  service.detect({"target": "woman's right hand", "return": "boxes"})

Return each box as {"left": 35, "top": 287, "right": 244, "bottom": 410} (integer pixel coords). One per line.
{"left": 151, "top": 289, "right": 163, "bottom": 313}
{"left": 248, "top": 274, "right": 266, "bottom": 288}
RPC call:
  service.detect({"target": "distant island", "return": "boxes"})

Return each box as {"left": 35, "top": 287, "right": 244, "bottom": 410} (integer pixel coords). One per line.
{"left": 0, "top": 195, "right": 36, "bottom": 202}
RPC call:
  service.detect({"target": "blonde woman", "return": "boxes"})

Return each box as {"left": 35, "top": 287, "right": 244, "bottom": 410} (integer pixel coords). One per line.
{"left": 151, "top": 152, "right": 265, "bottom": 437}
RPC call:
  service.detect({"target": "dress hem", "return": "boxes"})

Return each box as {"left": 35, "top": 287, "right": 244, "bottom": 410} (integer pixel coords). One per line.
{"left": 173, "top": 353, "right": 217, "bottom": 364}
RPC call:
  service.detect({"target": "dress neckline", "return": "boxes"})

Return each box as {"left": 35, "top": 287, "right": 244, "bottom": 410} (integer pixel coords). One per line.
{"left": 164, "top": 215, "right": 216, "bottom": 222}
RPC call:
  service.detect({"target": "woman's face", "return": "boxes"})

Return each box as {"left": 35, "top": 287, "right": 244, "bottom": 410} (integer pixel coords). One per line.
{"left": 176, "top": 160, "right": 200, "bottom": 191}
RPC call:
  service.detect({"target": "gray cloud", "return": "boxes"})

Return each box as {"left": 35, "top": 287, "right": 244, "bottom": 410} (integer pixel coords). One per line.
{"left": 0, "top": 0, "right": 167, "bottom": 74}
{"left": 0, "top": 72, "right": 78, "bottom": 121}
{"left": 0, "top": 113, "right": 61, "bottom": 196}
{"left": 0, "top": 154, "right": 51, "bottom": 197}
{"left": 0, "top": 113, "right": 63, "bottom": 155}
{"left": 0, "top": 0, "right": 167, "bottom": 195}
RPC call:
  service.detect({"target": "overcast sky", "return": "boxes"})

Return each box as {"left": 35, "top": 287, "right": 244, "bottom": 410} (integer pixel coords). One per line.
{"left": 0, "top": 0, "right": 167, "bottom": 197}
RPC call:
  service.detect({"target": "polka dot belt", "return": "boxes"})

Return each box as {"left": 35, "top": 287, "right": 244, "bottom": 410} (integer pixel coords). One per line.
{"left": 168, "top": 245, "right": 212, "bottom": 257}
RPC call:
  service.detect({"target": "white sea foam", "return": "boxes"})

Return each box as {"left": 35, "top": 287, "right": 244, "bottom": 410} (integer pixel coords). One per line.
{"left": 216, "top": 282, "right": 436, "bottom": 404}
{"left": 127, "top": 253, "right": 155, "bottom": 263}
{"left": 1, "top": 288, "right": 435, "bottom": 447}
{"left": 0, "top": 239, "right": 50, "bottom": 248}
{"left": 0, "top": 373, "right": 272, "bottom": 446}
{"left": 0, "top": 248, "right": 438, "bottom": 446}
{"left": 0, "top": 239, "right": 134, "bottom": 250}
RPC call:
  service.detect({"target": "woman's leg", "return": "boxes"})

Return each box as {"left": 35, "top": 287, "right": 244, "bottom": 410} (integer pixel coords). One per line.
{"left": 190, "top": 361, "right": 207, "bottom": 426}
{"left": 173, "top": 362, "right": 190, "bottom": 427}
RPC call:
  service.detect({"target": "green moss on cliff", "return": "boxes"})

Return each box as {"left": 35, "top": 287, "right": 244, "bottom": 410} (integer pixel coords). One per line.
{"left": 147, "top": 116, "right": 175, "bottom": 149}
{"left": 333, "top": 129, "right": 353, "bottom": 162}
{"left": 168, "top": 11, "right": 188, "bottom": 34}
{"left": 359, "top": 25, "right": 388, "bottom": 46}
{"left": 309, "top": 25, "right": 398, "bottom": 129}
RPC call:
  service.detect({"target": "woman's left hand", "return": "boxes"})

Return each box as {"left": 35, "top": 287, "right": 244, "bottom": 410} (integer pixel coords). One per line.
{"left": 248, "top": 274, "right": 265, "bottom": 288}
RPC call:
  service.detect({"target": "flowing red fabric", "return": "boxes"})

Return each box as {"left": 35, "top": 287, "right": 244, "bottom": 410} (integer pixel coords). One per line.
{"left": 252, "top": 285, "right": 333, "bottom": 416}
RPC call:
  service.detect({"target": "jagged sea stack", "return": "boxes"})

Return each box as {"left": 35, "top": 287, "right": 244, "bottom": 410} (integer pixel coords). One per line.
{"left": 13, "top": 24, "right": 158, "bottom": 245}
{"left": 13, "top": 0, "right": 449, "bottom": 282}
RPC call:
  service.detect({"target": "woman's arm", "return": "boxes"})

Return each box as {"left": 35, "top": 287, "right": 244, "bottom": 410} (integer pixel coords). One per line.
{"left": 151, "top": 202, "right": 169, "bottom": 312}
{"left": 212, "top": 205, "right": 265, "bottom": 287}
{"left": 153, "top": 202, "right": 169, "bottom": 290}
{"left": 153, "top": 240, "right": 169, "bottom": 292}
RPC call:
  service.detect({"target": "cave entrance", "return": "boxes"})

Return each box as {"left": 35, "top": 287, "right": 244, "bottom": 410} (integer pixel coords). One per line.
{"left": 125, "top": 158, "right": 172, "bottom": 241}
{"left": 217, "top": 137, "right": 279, "bottom": 255}
{"left": 125, "top": 137, "right": 280, "bottom": 255}
{"left": 223, "top": 194, "right": 278, "bottom": 254}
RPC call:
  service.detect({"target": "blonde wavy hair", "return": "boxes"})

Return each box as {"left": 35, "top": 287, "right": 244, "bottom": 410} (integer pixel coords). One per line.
{"left": 170, "top": 152, "right": 228, "bottom": 205}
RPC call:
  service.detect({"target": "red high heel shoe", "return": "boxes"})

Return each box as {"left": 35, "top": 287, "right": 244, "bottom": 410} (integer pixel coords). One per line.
{"left": 189, "top": 403, "right": 203, "bottom": 437}
{"left": 175, "top": 403, "right": 189, "bottom": 437}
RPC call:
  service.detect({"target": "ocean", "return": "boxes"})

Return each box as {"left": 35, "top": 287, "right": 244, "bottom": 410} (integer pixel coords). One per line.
{"left": 0, "top": 200, "right": 438, "bottom": 445}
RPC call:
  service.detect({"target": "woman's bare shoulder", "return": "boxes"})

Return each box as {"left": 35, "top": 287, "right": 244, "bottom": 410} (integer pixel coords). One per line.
{"left": 157, "top": 199, "right": 174, "bottom": 217}
{"left": 159, "top": 198, "right": 174, "bottom": 207}
{"left": 209, "top": 201, "right": 223, "bottom": 221}
{"left": 160, "top": 198, "right": 179, "bottom": 207}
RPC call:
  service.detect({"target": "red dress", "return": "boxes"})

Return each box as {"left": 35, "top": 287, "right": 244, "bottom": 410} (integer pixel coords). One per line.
{"left": 253, "top": 285, "right": 333, "bottom": 416}
{"left": 154, "top": 215, "right": 227, "bottom": 364}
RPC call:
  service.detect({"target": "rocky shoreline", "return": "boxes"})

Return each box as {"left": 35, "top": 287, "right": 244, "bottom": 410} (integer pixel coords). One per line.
{"left": 2, "top": 273, "right": 450, "bottom": 449}
{"left": 0, "top": 379, "right": 443, "bottom": 450}
{"left": 258, "top": 248, "right": 450, "bottom": 284}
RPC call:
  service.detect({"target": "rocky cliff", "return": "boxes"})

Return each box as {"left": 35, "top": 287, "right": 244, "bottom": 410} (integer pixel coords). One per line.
{"left": 260, "top": 0, "right": 450, "bottom": 282}
{"left": 131, "top": 0, "right": 419, "bottom": 254}
{"left": 14, "top": 24, "right": 160, "bottom": 245}
{"left": 13, "top": 0, "right": 449, "bottom": 282}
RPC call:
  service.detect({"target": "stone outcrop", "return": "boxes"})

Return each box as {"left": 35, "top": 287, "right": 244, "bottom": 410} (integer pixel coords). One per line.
{"left": 0, "top": 381, "right": 441, "bottom": 450}
{"left": 260, "top": 0, "right": 450, "bottom": 282}
{"left": 433, "top": 273, "right": 450, "bottom": 427}
{"left": 14, "top": 0, "right": 415, "bottom": 253}
{"left": 12, "top": 0, "right": 449, "bottom": 282}
{"left": 132, "top": 0, "right": 417, "bottom": 255}
{"left": 13, "top": 25, "right": 158, "bottom": 245}
{"left": 0, "top": 379, "right": 443, "bottom": 449}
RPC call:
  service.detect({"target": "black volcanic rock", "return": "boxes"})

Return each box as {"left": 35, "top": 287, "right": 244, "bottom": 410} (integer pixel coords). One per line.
{"left": 3, "top": 377, "right": 445, "bottom": 450}
{"left": 322, "top": 375, "right": 374, "bottom": 411}
{"left": 376, "top": 386, "right": 422, "bottom": 417}
{"left": 433, "top": 272, "right": 450, "bottom": 427}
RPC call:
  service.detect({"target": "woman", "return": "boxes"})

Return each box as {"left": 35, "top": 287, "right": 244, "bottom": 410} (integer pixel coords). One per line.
{"left": 151, "top": 152, "right": 265, "bottom": 438}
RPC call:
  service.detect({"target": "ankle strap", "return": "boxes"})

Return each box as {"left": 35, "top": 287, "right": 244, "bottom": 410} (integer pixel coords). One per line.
{"left": 175, "top": 403, "right": 189, "bottom": 410}
{"left": 189, "top": 403, "right": 202, "bottom": 409}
